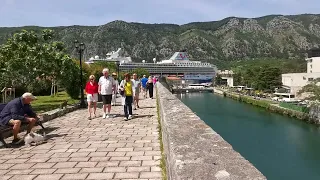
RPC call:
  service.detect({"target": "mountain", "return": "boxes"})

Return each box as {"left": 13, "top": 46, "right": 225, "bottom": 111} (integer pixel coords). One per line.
{"left": 0, "top": 14, "right": 320, "bottom": 68}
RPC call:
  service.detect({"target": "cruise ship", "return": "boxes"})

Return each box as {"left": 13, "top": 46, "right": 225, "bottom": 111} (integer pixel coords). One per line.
{"left": 86, "top": 49, "right": 217, "bottom": 82}
{"left": 86, "top": 48, "right": 132, "bottom": 64}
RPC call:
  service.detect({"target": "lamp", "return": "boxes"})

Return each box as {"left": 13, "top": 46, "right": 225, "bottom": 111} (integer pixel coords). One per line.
{"left": 74, "top": 40, "right": 86, "bottom": 108}
{"left": 115, "top": 61, "right": 120, "bottom": 81}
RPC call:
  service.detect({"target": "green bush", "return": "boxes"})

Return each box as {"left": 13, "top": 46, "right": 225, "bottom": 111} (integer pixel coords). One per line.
{"left": 224, "top": 92, "right": 310, "bottom": 121}
{"left": 27, "top": 79, "right": 52, "bottom": 96}
{"left": 279, "top": 102, "right": 309, "bottom": 113}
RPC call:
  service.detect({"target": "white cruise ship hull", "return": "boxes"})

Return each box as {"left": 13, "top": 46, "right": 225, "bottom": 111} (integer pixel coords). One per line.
{"left": 183, "top": 74, "right": 214, "bottom": 83}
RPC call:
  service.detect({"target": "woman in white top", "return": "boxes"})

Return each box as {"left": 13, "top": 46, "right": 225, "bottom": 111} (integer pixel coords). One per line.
{"left": 111, "top": 73, "right": 119, "bottom": 106}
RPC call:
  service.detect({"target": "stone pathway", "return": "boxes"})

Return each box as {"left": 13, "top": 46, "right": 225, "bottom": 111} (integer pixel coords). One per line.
{"left": 0, "top": 97, "right": 162, "bottom": 180}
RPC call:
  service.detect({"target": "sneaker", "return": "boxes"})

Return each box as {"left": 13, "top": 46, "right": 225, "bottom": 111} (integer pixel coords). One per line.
{"left": 102, "top": 113, "right": 106, "bottom": 119}
{"left": 106, "top": 114, "right": 110, "bottom": 118}
{"left": 12, "top": 137, "right": 23, "bottom": 145}
{"left": 128, "top": 115, "right": 132, "bottom": 120}
{"left": 137, "top": 105, "right": 140, "bottom": 108}
{"left": 88, "top": 117, "right": 91, "bottom": 120}
{"left": 124, "top": 117, "right": 128, "bottom": 121}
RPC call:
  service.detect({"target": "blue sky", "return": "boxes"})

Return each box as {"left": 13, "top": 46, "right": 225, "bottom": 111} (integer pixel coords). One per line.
{"left": 0, "top": 0, "right": 319, "bottom": 27}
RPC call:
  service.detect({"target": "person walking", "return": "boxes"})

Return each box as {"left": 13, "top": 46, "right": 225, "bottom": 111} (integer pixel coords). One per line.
{"left": 111, "top": 73, "right": 119, "bottom": 106}
{"left": 147, "top": 76, "right": 154, "bottom": 99}
{"left": 132, "top": 73, "right": 141, "bottom": 110}
{"left": 140, "top": 75, "right": 148, "bottom": 98}
{"left": 98, "top": 68, "right": 116, "bottom": 119}
{"left": 85, "top": 75, "right": 98, "bottom": 120}
{"left": 119, "top": 73, "right": 134, "bottom": 121}
{"left": 153, "top": 76, "right": 157, "bottom": 86}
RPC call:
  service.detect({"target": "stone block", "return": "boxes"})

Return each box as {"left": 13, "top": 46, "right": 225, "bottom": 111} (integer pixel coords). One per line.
{"left": 131, "top": 156, "right": 153, "bottom": 161}
{"left": 31, "top": 162, "right": 56, "bottom": 169}
{"left": 34, "top": 174, "right": 63, "bottom": 180}
{"left": 119, "top": 160, "right": 141, "bottom": 167}
{"left": 114, "top": 172, "right": 139, "bottom": 179}
{"left": 68, "top": 157, "right": 90, "bottom": 162}
{"left": 86, "top": 173, "right": 114, "bottom": 179}
{"left": 127, "top": 167, "right": 150, "bottom": 172}
{"left": 7, "top": 169, "right": 32, "bottom": 175}
{"left": 107, "top": 152, "right": 126, "bottom": 157}
{"left": 140, "top": 171, "right": 162, "bottom": 179}
{"left": 54, "top": 168, "right": 80, "bottom": 174}
{"left": 80, "top": 167, "right": 104, "bottom": 173}
{"left": 75, "top": 162, "right": 97, "bottom": 168}
{"left": 103, "top": 167, "right": 126, "bottom": 173}
{"left": 9, "top": 175, "right": 37, "bottom": 180}
{"left": 30, "top": 168, "right": 57, "bottom": 174}
{"left": 53, "top": 162, "right": 77, "bottom": 168}
{"left": 61, "top": 173, "right": 88, "bottom": 180}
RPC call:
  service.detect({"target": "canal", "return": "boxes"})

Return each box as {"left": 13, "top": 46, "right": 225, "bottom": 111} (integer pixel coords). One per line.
{"left": 177, "top": 93, "right": 320, "bottom": 180}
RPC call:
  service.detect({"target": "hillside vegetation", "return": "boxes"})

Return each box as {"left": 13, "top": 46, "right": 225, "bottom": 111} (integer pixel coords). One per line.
{"left": 1, "top": 14, "right": 319, "bottom": 69}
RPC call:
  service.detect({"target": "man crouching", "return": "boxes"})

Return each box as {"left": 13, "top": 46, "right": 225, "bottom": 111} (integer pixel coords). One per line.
{"left": 0, "top": 93, "right": 38, "bottom": 144}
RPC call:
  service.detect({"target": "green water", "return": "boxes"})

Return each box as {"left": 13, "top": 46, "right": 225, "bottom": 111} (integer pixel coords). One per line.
{"left": 177, "top": 93, "right": 320, "bottom": 180}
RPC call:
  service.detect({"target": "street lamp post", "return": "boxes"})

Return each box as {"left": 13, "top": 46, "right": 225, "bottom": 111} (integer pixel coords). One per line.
{"left": 74, "top": 40, "right": 86, "bottom": 108}
{"left": 115, "top": 61, "right": 120, "bottom": 81}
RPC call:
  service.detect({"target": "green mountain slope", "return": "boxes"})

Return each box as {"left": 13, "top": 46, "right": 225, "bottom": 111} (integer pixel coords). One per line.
{"left": 0, "top": 14, "right": 320, "bottom": 67}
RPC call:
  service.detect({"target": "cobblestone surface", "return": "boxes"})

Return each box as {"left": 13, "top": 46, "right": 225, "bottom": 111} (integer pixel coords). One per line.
{"left": 0, "top": 96, "right": 161, "bottom": 180}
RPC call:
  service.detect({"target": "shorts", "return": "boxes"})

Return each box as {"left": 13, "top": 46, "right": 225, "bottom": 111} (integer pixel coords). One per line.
{"left": 133, "top": 90, "right": 140, "bottom": 99}
{"left": 87, "top": 93, "right": 98, "bottom": 102}
{"left": 101, "top": 94, "right": 112, "bottom": 105}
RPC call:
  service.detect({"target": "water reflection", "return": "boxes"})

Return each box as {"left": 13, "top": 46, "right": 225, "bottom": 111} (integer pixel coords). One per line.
{"left": 180, "top": 93, "right": 320, "bottom": 180}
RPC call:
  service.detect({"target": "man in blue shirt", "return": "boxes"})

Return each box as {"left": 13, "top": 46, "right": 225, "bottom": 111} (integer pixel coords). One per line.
{"left": 140, "top": 75, "right": 148, "bottom": 98}
{"left": 0, "top": 92, "right": 38, "bottom": 144}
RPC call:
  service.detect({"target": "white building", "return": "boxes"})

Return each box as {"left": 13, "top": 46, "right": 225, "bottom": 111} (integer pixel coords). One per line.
{"left": 217, "top": 70, "right": 234, "bottom": 87}
{"left": 282, "top": 48, "right": 320, "bottom": 97}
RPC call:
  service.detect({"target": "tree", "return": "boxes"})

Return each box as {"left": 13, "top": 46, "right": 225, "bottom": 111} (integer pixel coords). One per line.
{"left": 132, "top": 68, "right": 150, "bottom": 78}
{"left": 232, "top": 64, "right": 282, "bottom": 91}
{"left": 0, "top": 29, "right": 80, "bottom": 97}
{"left": 297, "top": 78, "right": 320, "bottom": 100}
{"left": 255, "top": 66, "right": 282, "bottom": 91}
{"left": 215, "top": 74, "right": 223, "bottom": 85}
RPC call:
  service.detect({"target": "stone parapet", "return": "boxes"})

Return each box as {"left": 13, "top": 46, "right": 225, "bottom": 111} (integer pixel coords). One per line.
{"left": 157, "top": 83, "right": 266, "bottom": 180}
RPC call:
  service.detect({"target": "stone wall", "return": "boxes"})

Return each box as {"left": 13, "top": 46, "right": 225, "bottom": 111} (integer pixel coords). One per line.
{"left": 157, "top": 83, "right": 266, "bottom": 180}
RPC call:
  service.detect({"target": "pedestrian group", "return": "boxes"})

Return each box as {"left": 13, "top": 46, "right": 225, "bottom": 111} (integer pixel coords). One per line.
{"left": 85, "top": 68, "right": 157, "bottom": 121}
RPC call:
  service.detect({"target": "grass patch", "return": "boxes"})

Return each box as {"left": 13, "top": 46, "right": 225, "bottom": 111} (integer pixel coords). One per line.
{"left": 156, "top": 86, "right": 168, "bottom": 180}
{"left": 31, "top": 91, "right": 78, "bottom": 113}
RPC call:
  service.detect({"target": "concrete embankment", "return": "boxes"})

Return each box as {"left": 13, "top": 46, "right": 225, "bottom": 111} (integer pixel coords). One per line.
{"left": 213, "top": 88, "right": 319, "bottom": 124}
{"left": 157, "top": 83, "right": 266, "bottom": 180}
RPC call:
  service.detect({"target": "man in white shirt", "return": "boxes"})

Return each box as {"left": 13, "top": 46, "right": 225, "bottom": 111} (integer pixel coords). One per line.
{"left": 98, "top": 68, "right": 116, "bottom": 118}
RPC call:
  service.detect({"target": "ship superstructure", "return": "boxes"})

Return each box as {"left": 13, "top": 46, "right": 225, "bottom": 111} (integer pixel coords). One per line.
{"left": 85, "top": 49, "right": 217, "bottom": 82}
{"left": 119, "top": 50, "right": 217, "bottom": 82}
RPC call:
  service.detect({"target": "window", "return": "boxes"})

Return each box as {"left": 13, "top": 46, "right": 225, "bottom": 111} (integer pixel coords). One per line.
{"left": 310, "top": 64, "right": 312, "bottom": 68}
{"left": 308, "top": 78, "right": 314, "bottom": 81}
{"left": 303, "top": 76, "right": 306, "bottom": 80}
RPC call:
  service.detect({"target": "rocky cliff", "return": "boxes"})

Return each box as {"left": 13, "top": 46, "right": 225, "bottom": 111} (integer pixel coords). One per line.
{"left": 0, "top": 14, "right": 319, "bottom": 66}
